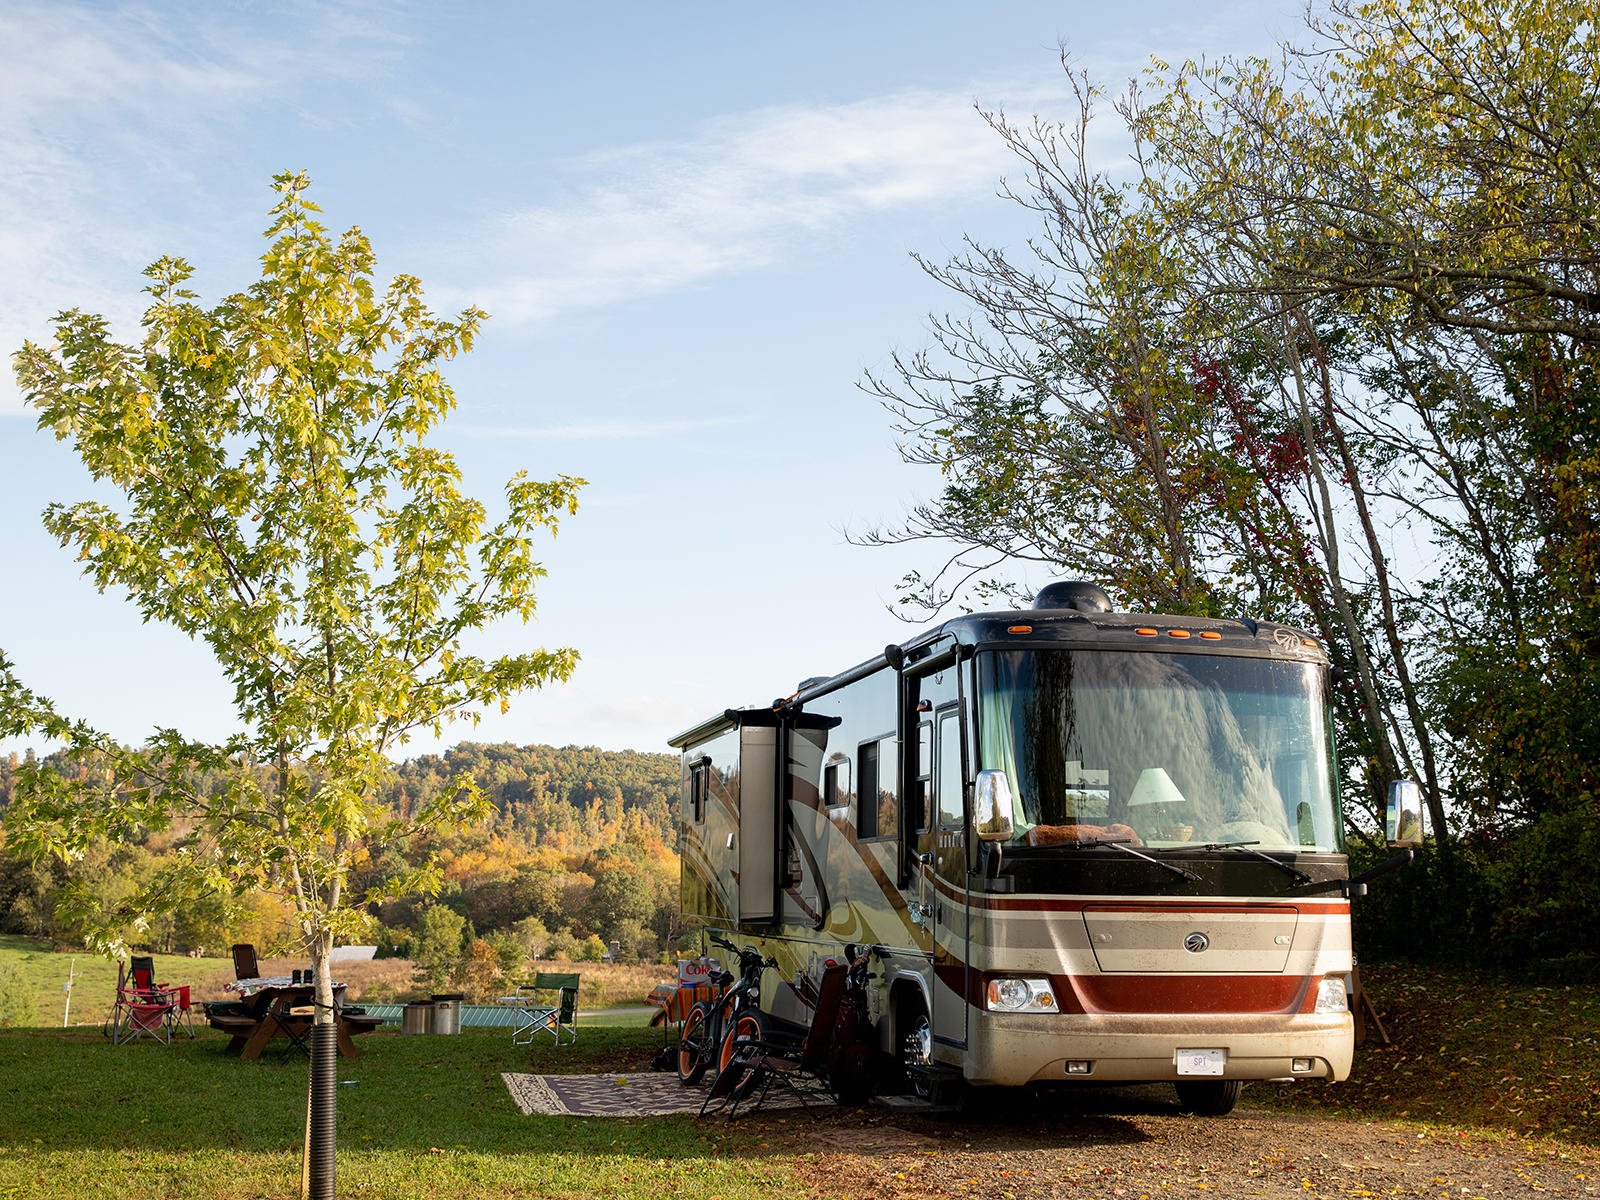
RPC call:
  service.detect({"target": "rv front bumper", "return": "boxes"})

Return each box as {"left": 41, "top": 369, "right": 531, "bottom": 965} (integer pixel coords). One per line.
{"left": 964, "top": 1011, "right": 1355, "bottom": 1087}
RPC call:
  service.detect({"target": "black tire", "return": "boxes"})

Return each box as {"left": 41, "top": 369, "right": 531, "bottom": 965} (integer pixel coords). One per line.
{"left": 729, "top": 1011, "right": 771, "bottom": 1107}
{"left": 720, "top": 1011, "right": 761, "bottom": 1088}
{"left": 1175, "top": 1079, "right": 1243, "bottom": 1116}
{"left": 897, "top": 994, "right": 932, "bottom": 1099}
{"left": 677, "top": 1001, "right": 713, "bottom": 1084}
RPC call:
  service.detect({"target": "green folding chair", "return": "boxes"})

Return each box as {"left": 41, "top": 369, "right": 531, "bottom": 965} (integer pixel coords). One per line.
{"left": 522, "top": 972, "right": 579, "bottom": 1046}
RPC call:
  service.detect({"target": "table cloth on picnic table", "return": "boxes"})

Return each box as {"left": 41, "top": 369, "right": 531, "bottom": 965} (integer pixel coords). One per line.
{"left": 645, "top": 982, "right": 720, "bottom": 1026}
{"left": 227, "top": 975, "right": 345, "bottom": 995}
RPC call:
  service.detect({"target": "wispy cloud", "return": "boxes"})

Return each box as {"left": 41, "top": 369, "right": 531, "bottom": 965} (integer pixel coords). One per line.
{"left": 448, "top": 88, "right": 1032, "bottom": 325}
{"left": 456, "top": 414, "right": 749, "bottom": 441}
{"left": 0, "top": 1, "right": 406, "bottom": 415}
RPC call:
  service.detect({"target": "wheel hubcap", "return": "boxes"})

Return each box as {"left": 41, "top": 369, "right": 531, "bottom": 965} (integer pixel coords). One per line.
{"left": 901, "top": 1015, "right": 930, "bottom": 1068}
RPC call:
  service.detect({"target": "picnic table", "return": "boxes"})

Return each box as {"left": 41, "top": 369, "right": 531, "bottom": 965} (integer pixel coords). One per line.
{"left": 646, "top": 982, "right": 722, "bottom": 1027}
{"left": 209, "top": 977, "right": 382, "bottom": 1059}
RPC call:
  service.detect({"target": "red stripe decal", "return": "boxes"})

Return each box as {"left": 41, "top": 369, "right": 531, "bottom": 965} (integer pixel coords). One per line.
{"left": 1065, "top": 973, "right": 1310, "bottom": 1014}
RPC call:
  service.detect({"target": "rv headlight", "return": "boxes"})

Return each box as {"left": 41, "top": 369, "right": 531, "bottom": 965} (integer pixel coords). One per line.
{"left": 986, "top": 976, "right": 1059, "bottom": 1013}
{"left": 1314, "top": 975, "right": 1349, "bottom": 1013}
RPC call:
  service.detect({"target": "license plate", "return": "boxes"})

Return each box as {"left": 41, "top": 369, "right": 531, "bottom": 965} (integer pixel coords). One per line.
{"left": 1176, "top": 1048, "right": 1226, "bottom": 1076}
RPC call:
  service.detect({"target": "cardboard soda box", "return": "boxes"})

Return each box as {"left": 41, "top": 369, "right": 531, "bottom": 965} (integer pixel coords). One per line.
{"left": 677, "top": 956, "right": 717, "bottom": 987}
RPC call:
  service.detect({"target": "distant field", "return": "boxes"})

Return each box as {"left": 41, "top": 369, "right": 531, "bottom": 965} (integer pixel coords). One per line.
{"left": 0, "top": 935, "right": 683, "bottom": 1028}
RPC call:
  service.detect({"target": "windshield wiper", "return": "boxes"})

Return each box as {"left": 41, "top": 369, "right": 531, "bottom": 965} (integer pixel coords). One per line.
{"left": 1079, "top": 838, "right": 1200, "bottom": 881}
{"left": 1195, "top": 840, "right": 1311, "bottom": 884}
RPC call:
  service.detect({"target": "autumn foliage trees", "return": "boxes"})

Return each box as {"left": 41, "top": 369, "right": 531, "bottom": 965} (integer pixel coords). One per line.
{"left": 0, "top": 742, "right": 683, "bottom": 981}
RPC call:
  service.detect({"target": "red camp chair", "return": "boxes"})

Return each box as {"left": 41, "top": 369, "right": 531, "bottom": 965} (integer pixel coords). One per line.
{"left": 109, "top": 958, "right": 173, "bottom": 1045}
{"left": 109, "top": 956, "right": 186, "bottom": 1045}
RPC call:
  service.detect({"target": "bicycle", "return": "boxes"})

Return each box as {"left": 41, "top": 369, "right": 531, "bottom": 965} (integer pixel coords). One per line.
{"left": 718, "top": 943, "right": 881, "bottom": 1108}
{"left": 676, "top": 934, "right": 774, "bottom": 1086}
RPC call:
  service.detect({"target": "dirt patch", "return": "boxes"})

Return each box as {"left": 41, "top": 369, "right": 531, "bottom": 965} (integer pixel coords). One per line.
{"left": 744, "top": 1089, "right": 1600, "bottom": 1199}
{"left": 815, "top": 1127, "right": 942, "bottom": 1154}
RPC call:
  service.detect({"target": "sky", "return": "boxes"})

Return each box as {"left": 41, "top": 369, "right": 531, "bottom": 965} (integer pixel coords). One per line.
{"left": 0, "top": 0, "right": 1310, "bottom": 762}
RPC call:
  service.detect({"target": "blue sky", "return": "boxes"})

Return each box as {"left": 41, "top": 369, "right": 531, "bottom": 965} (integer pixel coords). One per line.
{"left": 1, "top": 0, "right": 1306, "bottom": 760}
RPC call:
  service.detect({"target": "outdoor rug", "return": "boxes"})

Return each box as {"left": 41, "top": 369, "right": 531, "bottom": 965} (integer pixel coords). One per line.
{"left": 501, "top": 1071, "right": 806, "bottom": 1117}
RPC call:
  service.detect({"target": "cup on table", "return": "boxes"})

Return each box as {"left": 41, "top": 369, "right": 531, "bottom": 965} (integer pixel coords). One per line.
{"left": 292, "top": 969, "right": 302, "bottom": 985}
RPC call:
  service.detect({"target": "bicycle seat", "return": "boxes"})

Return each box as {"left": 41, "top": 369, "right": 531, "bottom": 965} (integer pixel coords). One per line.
{"left": 710, "top": 970, "right": 735, "bottom": 987}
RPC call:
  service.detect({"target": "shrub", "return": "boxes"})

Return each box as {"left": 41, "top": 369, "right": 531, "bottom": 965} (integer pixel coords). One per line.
{"left": 0, "top": 962, "right": 38, "bottom": 1028}
{"left": 544, "top": 931, "right": 579, "bottom": 961}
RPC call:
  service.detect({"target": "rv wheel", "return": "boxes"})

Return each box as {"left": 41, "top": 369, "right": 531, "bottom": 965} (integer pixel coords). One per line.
{"left": 897, "top": 996, "right": 932, "bottom": 1099}
{"left": 1174, "top": 1079, "right": 1243, "bottom": 1116}
{"left": 677, "top": 1001, "right": 713, "bottom": 1085}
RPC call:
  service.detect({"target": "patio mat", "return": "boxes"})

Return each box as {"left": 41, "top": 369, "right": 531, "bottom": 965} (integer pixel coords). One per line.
{"left": 501, "top": 1071, "right": 806, "bottom": 1117}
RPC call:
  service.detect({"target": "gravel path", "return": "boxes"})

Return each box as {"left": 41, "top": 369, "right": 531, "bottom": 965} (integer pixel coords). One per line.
{"left": 739, "top": 1088, "right": 1600, "bottom": 1199}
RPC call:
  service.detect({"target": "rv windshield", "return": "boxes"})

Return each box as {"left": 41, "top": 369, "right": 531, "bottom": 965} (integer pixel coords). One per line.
{"left": 977, "top": 649, "right": 1342, "bottom": 853}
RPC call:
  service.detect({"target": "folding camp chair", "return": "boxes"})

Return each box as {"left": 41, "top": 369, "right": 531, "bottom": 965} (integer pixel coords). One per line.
{"left": 110, "top": 957, "right": 179, "bottom": 1046}
{"left": 702, "top": 963, "right": 848, "bottom": 1117}
{"left": 231, "top": 943, "right": 261, "bottom": 981}
{"left": 124, "top": 955, "right": 196, "bottom": 1039}
{"left": 504, "top": 972, "right": 580, "bottom": 1046}
{"left": 267, "top": 992, "right": 316, "bottom": 1061}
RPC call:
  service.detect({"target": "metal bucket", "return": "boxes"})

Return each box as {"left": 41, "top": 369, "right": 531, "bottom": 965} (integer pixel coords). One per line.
{"left": 431, "top": 993, "right": 463, "bottom": 1036}
{"left": 401, "top": 1001, "right": 433, "bottom": 1035}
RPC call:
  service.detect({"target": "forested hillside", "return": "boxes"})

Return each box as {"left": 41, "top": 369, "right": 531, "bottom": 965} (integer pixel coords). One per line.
{"left": 0, "top": 742, "right": 684, "bottom": 979}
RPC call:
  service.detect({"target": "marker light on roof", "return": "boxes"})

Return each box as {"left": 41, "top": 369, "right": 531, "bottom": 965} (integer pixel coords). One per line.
{"left": 1135, "top": 628, "right": 1158, "bottom": 637}
{"left": 1008, "top": 625, "right": 1033, "bottom": 634}
{"left": 1200, "top": 631, "right": 1222, "bottom": 640}
{"left": 1168, "top": 630, "right": 1191, "bottom": 638}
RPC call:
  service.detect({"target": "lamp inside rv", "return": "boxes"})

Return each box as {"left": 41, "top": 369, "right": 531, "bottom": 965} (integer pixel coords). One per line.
{"left": 1127, "top": 767, "right": 1192, "bottom": 843}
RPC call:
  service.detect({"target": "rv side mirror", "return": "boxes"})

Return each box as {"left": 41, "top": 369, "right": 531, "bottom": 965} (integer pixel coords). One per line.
{"left": 973, "top": 770, "right": 1016, "bottom": 843}
{"left": 1386, "top": 779, "right": 1424, "bottom": 849}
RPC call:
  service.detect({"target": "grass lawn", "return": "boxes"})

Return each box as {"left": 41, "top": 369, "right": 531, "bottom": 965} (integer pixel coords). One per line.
{"left": 0, "top": 1022, "right": 783, "bottom": 1200}
{"left": 1252, "top": 960, "right": 1600, "bottom": 1142}
{"left": 1, "top": 953, "right": 1594, "bottom": 1199}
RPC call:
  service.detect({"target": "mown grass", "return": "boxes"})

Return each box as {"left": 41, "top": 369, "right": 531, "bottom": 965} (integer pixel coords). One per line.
{"left": 1251, "top": 961, "right": 1600, "bottom": 1144}
{"left": 0, "top": 1021, "right": 786, "bottom": 1200}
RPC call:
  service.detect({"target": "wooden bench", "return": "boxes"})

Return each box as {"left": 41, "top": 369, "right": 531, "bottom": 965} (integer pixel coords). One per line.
{"left": 208, "top": 1013, "right": 260, "bottom": 1049}
{"left": 207, "top": 998, "right": 382, "bottom": 1059}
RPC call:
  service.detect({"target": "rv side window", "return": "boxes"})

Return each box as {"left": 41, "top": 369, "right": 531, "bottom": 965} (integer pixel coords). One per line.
{"left": 915, "top": 720, "right": 933, "bottom": 832}
{"left": 875, "top": 738, "right": 899, "bottom": 839}
{"left": 857, "top": 740, "right": 884, "bottom": 838}
{"left": 823, "top": 758, "right": 852, "bottom": 818}
{"left": 937, "top": 709, "right": 963, "bottom": 827}
{"left": 689, "top": 757, "right": 710, "bottom": 824}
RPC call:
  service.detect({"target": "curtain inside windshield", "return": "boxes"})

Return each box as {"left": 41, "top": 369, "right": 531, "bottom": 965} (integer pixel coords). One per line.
{"left": 978, "top": 650, "right": 1340, "bottom": 853}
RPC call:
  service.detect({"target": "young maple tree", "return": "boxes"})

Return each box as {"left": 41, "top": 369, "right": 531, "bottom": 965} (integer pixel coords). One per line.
{"left": 0, "top": 171, "right": 582, "bottom": 1026}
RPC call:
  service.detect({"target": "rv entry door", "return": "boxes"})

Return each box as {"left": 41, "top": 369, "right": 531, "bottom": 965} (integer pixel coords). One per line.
{"left": 931, "top": 701, "right": 970, "bottom": 1052}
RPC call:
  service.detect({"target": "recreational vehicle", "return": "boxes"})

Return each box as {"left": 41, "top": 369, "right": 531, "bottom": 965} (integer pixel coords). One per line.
{"left": 669, "top": 581, "right": 1420, "bottom": 1113}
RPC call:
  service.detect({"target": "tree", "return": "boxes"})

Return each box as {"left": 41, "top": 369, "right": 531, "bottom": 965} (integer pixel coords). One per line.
{"left": 866, "top": 0, "right": 1599, "bottom": 853}
{"left": 413, "top": 903, "right": 468, "bottom": 993}
{"left": 0, "top": 172, "right": 582, "bottom": 1198}
{"left": 1125, "top": 0, "right": 1600, "bottom": 832}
